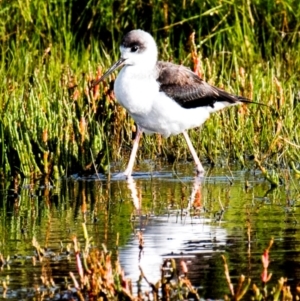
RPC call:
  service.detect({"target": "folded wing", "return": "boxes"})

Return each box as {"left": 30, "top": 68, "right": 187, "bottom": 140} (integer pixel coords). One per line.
{"left": 157, "top": 61, "right": 251, "bottom": 109}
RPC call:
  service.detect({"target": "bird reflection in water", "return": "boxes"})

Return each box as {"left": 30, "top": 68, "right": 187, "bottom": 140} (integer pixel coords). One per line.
{"left": 118, "top": 175, "right": 227, "bottom": 291}
{"left": 124, "top": 175, "right": 204, "bottom": 261}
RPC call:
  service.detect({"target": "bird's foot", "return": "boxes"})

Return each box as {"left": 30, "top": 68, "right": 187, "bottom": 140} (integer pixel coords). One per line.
{"left": 112, "top": 172, "right": 128, "bottom": 179}
{"left": 112, "top": 170, "right": 132, "bottom": 180}
{"left": 196, "top": 165, "right": 205, "bottom": 177}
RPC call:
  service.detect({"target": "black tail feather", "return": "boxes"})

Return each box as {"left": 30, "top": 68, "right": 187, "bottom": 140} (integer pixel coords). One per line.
{"left": 237, "top": 96, "right": 268, "bottom": 106}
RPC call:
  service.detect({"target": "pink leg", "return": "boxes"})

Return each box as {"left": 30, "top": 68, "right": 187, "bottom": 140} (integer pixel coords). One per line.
{"left": 182, "top": 130, "right": 205, "bottom": 176}
{"left": 121, "top": 127, "right": 143, "bottom": 178}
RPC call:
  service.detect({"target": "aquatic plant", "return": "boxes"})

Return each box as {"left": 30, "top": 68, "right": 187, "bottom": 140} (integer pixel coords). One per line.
{"left": 28, "top": 230, "right": 300, "bottom": 300}
{"left": 222, "top": 238, "right": 298, "bottom": 301}
{"left": 29, "top": 224, "right": 201, "bottom": 300}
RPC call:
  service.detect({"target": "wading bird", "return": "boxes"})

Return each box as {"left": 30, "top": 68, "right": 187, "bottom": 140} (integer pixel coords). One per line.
{"left": 93, "top": 29, "right": 258, "bottom": 178}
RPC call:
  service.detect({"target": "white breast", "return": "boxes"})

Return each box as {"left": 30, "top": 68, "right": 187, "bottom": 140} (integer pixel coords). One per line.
{"left": 114, "top": 66, "right": 158, "bottom": 115}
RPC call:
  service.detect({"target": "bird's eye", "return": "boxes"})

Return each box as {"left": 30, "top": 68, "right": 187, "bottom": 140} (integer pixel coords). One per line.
{"left": 131, "top": 45, "right": 139, "bottom": 52}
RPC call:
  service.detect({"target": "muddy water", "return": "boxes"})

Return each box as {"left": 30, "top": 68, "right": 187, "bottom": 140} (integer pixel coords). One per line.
{"left": 0, "top": 163, "right": 299, "bottom": 299}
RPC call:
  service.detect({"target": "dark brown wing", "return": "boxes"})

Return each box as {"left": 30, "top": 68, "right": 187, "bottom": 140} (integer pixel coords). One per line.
{"left": 156, "top": 61, "right": 251, "bottom": 109}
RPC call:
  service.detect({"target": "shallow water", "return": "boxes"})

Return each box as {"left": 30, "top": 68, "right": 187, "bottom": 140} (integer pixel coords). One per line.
{"left": 0, "top": 163, "right": 299, "bottom": 299}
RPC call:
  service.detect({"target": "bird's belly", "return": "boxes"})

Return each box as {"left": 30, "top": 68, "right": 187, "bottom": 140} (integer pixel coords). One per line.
{"left": 133, "top": 93, "right": 211, "bottom": 137}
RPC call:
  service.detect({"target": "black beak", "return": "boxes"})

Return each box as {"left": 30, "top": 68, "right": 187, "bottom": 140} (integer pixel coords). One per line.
{"left": 92, "top": 58, "right": 126, "bottom": 87}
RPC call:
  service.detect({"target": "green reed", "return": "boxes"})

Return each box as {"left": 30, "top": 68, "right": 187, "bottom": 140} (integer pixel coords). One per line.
{"left": 0, "top": 0, "right": 299, "bottom": 178}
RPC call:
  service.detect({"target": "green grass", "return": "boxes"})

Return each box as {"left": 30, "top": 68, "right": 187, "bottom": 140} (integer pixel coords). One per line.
{"left": 0, "top": 0, "right": 299, "bottom": 178}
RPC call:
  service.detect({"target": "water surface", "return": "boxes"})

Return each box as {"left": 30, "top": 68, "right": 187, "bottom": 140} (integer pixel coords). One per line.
{"left": 0, "top": 163, "right": 299, "bottom": 299}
